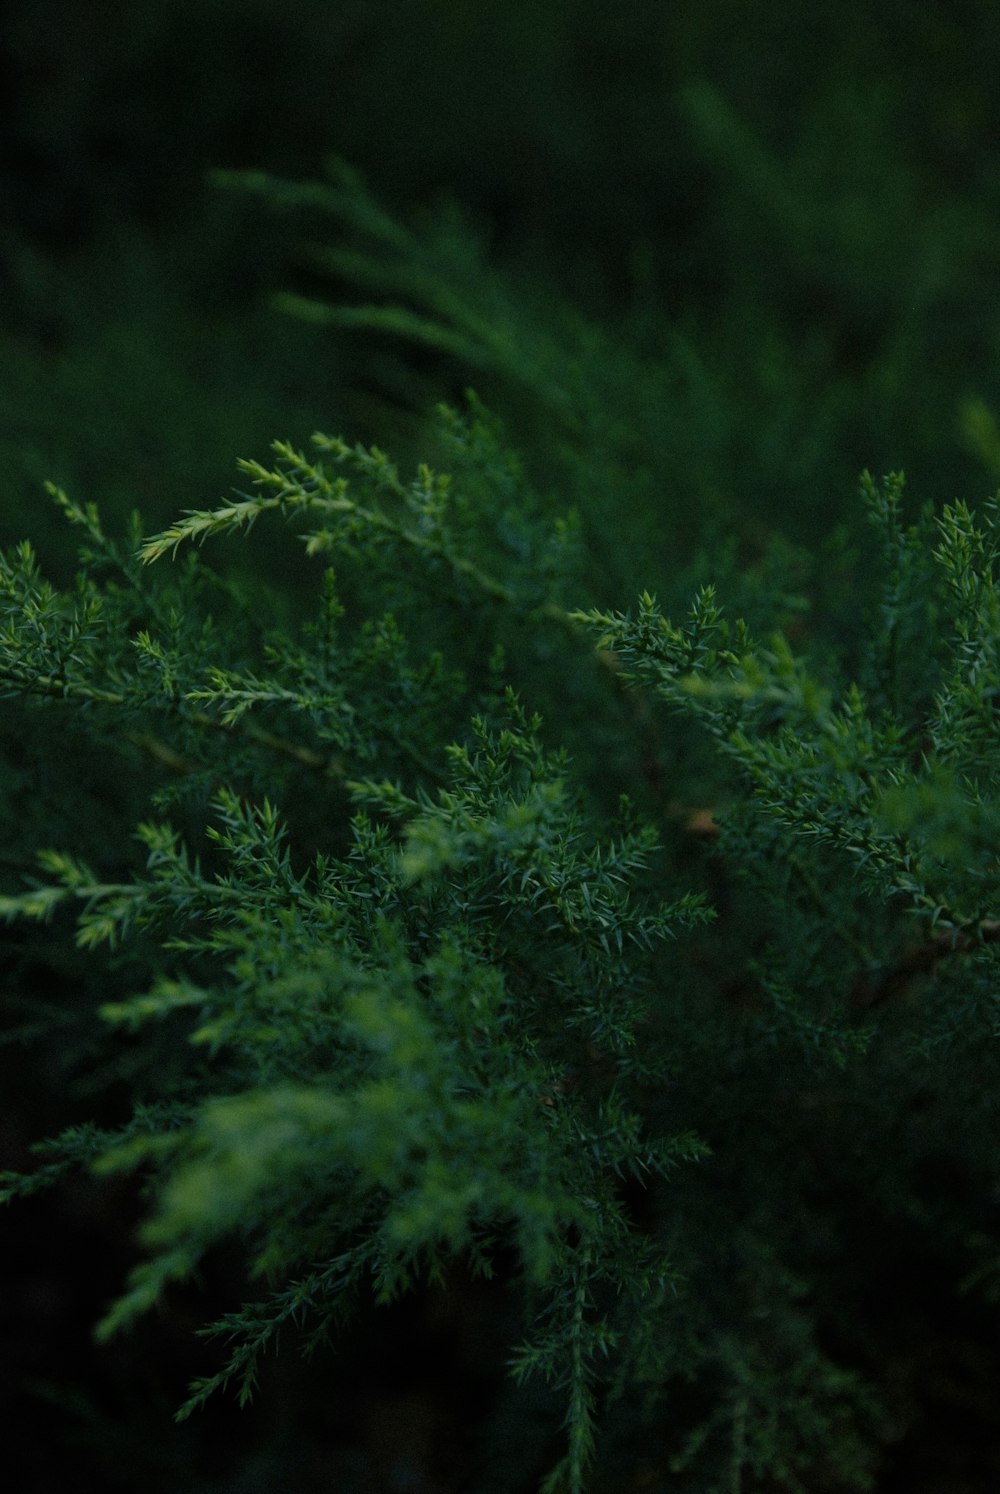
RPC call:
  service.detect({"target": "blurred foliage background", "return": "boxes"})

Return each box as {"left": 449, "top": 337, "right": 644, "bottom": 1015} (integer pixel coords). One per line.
{"left": 4, "top": 0, "right": 1000, "bottom": 564}
{"left": 3, "top": 2, "right": 1000, "bottom": 1489}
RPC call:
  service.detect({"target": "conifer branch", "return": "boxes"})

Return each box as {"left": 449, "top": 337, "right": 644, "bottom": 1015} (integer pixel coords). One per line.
{"left": 8, "top": 364, "right": 1000, "bottom": 1490}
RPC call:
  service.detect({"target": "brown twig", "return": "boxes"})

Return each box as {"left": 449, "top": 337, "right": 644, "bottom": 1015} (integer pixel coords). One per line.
{"left": 852, "top": 918, "right": 1000, "bottom": 1011}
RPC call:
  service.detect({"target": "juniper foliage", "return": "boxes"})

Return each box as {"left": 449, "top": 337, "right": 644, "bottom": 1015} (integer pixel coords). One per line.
{"left": 5, "top": 201, "right": 1000, "bottom": 1493}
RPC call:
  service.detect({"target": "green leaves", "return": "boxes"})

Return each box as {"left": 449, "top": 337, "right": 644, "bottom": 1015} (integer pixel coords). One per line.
{"left": 10, "top": 401, "right": 1000, "bottom": 1492}
{"left": 582, "top": 480, "right": 1000, "bottom": 947}
{"left": 137, "top": 422, "right": 569, "bottom": 623}
{"left": 2, "top": 612, "right": 698, "bottom": 1474}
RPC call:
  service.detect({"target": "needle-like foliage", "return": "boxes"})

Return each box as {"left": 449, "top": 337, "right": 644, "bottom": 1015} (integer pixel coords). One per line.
{"left": 5, "top": 236, "right": 1000, "bottom": 1491}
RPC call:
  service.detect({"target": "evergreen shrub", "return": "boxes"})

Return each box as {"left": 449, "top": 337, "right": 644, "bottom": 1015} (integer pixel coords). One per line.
{"left": 5, "top": 181, "right": 1000, "bottom": 1494}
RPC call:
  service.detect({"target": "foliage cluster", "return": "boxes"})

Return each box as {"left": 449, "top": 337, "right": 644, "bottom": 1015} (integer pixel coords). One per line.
{"left": 4, "top": 300, "right": 1000, "bottom": 1488}
{"left": 5, "top": 12, "right": 1000, "bottom": 1483}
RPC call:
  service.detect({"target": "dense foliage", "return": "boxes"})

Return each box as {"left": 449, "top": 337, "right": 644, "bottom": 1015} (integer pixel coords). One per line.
{"left": 5, "top": 308, "right": 1000, "bottom": 1486}
{"left": 5, "top": 6, "right": 1000, "bottom": 1489}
